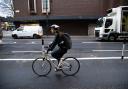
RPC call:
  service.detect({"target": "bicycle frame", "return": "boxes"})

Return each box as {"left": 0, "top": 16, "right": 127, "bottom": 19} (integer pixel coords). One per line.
{"left": 42, "top": 51, "right": 59, "bottom": 69}
{"left": 41, "top": 51, "right": 70, "bottom": 70}
{"left": 32, "top": 50, "right": 80, "bottom": 76}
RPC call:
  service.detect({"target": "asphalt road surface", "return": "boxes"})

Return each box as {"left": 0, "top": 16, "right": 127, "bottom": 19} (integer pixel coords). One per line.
{"left": 0, "top": 35, "right": 128, "bottom": 89}
{"left": 1, "top": 59, "right": 128, "bottom": 89}
{"left": 0, "top": 36, "right": 128, "bottom": 59}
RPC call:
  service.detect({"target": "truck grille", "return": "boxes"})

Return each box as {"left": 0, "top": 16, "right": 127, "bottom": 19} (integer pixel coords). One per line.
{"left": 95, "top": 30, "right": 100, "bottom": 37}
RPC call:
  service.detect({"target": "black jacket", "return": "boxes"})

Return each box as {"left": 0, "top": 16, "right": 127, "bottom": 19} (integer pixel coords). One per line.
{"left": 48, "top": 33, "right": 72, "bottom": 51}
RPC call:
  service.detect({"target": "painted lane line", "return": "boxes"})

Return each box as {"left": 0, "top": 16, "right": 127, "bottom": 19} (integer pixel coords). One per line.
{"left": 77, "top": 57, "right": 128, "bottom": 60}
{"left": 1, "top": 42, "right": 40, "bottom": 44}
{"left": 0, "top": 42, "right": 16, "bottom": 44}
{"left": 12, "top": 51, "right": 42, "bottom": 53}
{"left": 12, "top": 50, "right": 128, "bottom": 53}
{"left": 31, "top": 42, "right": 36, "bottom": 44}
{"left": 93, "top": 50, "right": 128, "bottom": 52}
{"left": 82, "top": 42, "right": 121, "bottom": 44}
{"left": 0, "top": 57, "right": 128, "bottom": 61}
{"left": 82, "top": 42, "right": 101, "bottom": 44}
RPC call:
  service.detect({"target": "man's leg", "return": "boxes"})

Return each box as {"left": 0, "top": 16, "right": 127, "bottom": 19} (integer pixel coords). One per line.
{"left": 57, "top": 49, "right": 68, "bottom": 68}
{"left": 51, "top": 49, "right": 61, "bottom": 64}
{"left": 51, "top": 48, "right": 67, "bottom": 66}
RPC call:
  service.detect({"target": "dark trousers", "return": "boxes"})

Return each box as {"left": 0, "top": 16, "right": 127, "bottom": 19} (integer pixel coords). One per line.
{"left": 51, "top": 48, "right": 68, "bottom": 63}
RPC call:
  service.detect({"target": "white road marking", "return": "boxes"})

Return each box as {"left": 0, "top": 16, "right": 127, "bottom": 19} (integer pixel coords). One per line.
{"left": 1, "top": 42, "right": 40, "bottom": 44}
{"left": 82, "top": 42, "right": 121, "bottom": 44}
{"left": 12, "top": 49, "right": 128, "bottom": 53}
{"left": 93, "top": 50, "right": 128, "bottom": 52}
{"left": 1, "top": 41, "right": 122, "bottom": 44}
{"left": 0, "top": 40, "right": 2, "bottom": 43}
{"left": 77, "top": 57, "right": 128, "bottom": 60}
{"left": 31, "top": 42, "right": 36, "bottom": 44}
{"left": 0, "top": 57, "right": 128, "bottom": 61}
{"left": 12, "top": 51, "right": 42, "bottom": 53}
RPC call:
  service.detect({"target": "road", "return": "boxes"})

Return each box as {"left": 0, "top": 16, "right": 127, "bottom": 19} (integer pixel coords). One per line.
{"left": 0, "top": 36, "right": 128, "bottom": 59}
{"left": 1, "top": 59, "right": 128, "bottom": 89}
{"left": 0, "top": 35, "right": 128, "bottom": 89}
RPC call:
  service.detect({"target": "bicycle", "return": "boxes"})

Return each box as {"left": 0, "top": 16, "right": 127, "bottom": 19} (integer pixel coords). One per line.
{"left": 32, "top": 49, "right": 80, "bottom": 76}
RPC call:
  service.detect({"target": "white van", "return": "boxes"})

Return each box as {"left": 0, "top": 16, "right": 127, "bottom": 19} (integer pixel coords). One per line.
{"left": 12, "top": 26, "right": 43, "bottom": 39}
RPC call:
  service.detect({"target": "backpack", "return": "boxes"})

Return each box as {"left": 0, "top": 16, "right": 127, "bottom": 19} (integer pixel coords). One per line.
{"left": 63, "top": 33, "right": 72, "bottom": 49}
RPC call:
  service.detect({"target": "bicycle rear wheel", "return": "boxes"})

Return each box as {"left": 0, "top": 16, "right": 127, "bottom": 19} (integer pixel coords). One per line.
{"left": 32, "top": 57, "right": 52, "bottom": 76}
{"left": 62, "top": 57, "right": 80, "bottom": 76}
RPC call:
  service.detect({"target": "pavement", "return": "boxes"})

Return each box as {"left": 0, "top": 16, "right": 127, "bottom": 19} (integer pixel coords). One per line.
{"left": 3, "top": 31, "right": 12, "bottom": 37}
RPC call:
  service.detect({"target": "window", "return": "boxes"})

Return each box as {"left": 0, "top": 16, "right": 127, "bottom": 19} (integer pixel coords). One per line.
{"left": 41, "top": 0, "right": 50, "bottom": 13}
{"left": 105, "top": 19, "right": 113, "bottom": 28}
{"left": 17, "top": 27, "right": 23, "bottom": 31}
{"left": 96, "top": 18, "right": 104, "bottom": 27}
{"left": 28, "top": 0, "right": 37, "bottom": 14}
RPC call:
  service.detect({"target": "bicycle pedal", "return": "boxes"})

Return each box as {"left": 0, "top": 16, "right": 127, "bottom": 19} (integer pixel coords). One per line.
{"left": 52, "top": 60, "right": 55, "bottom": 63}
{"left": 55, "top": 68, "right": 62, "bottom": 72}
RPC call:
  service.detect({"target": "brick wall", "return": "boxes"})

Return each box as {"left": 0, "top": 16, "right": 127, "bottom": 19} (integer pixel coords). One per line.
{"left": 51, "top": 0, "right": 103, "bottom": 16}
{"left": 13, "top": 0, "right": 122, "bottom": 35}
{"left": 13, "top": 0, "right": 122, "bottom": 17}
{"left": 13, "top": 0, "right": 29, "bottom": 17}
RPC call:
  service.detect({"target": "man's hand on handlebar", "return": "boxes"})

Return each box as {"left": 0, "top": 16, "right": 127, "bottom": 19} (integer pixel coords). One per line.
{"left": 46, "top": 50, "right": 52, "bottom": 54}
{"left": 44, "top": 46, "right": 49, "bottom": 49}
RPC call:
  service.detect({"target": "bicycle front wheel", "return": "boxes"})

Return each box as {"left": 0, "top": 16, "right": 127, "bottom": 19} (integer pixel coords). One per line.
{"left": 62, "top": 57, "right": 80, "bottom": 76}
{"left": 32, "top": 57, "right": 52, "bottom": 76}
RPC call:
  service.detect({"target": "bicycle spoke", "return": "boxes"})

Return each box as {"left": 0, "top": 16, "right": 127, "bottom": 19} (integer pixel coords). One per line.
{"left": 62, "top": 57, "right": 80, "bottom": 76}
{"left": 32, "top": 57, "right": 52, "bottom": 76}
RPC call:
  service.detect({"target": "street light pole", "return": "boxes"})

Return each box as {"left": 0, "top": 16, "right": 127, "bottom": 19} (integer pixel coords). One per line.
{"left": 42, "top": 0, "right": 49, "bottom": 54}
{"left": 46, "top": 0, "right": 49, "bottom": 36}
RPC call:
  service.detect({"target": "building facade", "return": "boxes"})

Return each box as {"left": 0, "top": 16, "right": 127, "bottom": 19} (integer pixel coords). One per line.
{"left": 13, "top": 0, "right": 122, "bottom": 35}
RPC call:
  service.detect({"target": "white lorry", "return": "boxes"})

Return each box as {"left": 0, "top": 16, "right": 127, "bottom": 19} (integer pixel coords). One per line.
{"left": 95, "top": 6, "right": 128, "bottom": 41}
{"left": 12, "top": 25, "right": 43, "bottom": 39}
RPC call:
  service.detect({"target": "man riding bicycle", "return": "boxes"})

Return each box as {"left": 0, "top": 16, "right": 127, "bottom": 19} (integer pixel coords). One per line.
{"left": 47, "top": 24, "right": 72, "bottom": 68}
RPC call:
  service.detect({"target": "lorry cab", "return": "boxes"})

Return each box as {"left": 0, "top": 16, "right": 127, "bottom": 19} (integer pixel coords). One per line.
{"left": 95, "top": 6, "right": 128, "bottom": 41}
{"left": 95, "top": 17, "right": 104, "bottom": 39}
{"left": 95, "top": 17, "right": 115, "bottom": 40}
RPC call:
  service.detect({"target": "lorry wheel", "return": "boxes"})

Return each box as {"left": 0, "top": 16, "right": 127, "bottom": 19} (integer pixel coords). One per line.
{"left": 108, "top": 35, "right": 116, "bottom": 41}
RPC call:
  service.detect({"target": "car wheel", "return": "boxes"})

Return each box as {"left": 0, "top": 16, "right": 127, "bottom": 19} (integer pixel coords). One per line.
{"left": 12, "top": 34, "right": 18, "bottom": 39}
{"left": 33, "top": 34, "right": 39, "bottom": 39}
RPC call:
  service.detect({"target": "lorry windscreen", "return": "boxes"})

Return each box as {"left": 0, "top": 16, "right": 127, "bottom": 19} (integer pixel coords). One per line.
{"left": 105, "top": 19, "right": 113, "bottom": 28}
{"left": 96, "top": 18, "right": 103, "bottom": 27}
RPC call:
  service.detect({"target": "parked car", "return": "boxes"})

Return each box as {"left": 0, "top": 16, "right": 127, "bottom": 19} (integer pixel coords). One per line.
{"left": 12, "top": 26, "right": 43, "bottom": 39}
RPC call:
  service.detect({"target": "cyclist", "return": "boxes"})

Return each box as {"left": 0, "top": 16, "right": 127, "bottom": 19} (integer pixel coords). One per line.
{"left": 47, "top": 24, "right": 72, "bottom": 68}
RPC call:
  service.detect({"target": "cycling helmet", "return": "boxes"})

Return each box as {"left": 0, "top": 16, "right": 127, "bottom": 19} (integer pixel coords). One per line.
{"left": 50, "top": 24, "right": 60, "bottom": 30}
